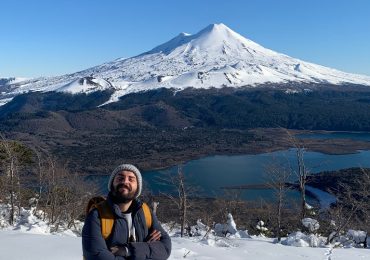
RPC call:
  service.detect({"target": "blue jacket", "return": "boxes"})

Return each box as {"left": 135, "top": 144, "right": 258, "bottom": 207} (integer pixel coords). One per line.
{"left": 82, "top": 195, "right": 171, "bottom": 260}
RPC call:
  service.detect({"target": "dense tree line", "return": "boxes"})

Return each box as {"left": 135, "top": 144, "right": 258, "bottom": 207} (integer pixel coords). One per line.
{"left": 2, "top": 86, "right": 370, "bottom": 131}
{"left": 104, "top": 86, "right": 370, "bottom": 131}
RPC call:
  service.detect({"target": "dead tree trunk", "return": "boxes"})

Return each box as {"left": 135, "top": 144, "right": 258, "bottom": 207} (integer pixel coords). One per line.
{"left": 160, "top": 166, "right": 194, "bottom": 237}
{"left": 296, "top": 148, "right": 307, "bottom": 219}
{"left": 266, "top": 162, "right": 291, "bottom": 242}
{"left": 283, "top": 129, "right": 308, "bottom": 220}
{"left": 327, "top": 169, "right": 370, "bottom": 245}
{"left": 0, "top": 135, "right": 18, "bottom": 225}
{"left": 9, "top": 155, "right": 15, "bottom": 225}
{"left": 179, "top": 174, "right": 187, "bottom": 237}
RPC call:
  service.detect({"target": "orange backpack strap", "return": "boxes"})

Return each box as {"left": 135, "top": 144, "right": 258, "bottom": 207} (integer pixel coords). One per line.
{"left": 96, "top": 201, "right": 115, "bottom": 240}
{"left": 86, "top": 196, "right": 106, "bottom": 216}
{"left": 142, "top": 202, "right": 152, "bottom": 229}
{"left": 87, "top": 198, "right": 152, "bottom": 240}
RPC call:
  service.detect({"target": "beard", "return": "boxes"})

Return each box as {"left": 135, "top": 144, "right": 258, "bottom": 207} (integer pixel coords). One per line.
{"left": 111, "top": 184, "right": 137, "bottom": 203}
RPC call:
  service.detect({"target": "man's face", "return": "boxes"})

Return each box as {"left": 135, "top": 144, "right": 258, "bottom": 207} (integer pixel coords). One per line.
{"left": 112, "top": 171, "right": 138, "bottom": 202}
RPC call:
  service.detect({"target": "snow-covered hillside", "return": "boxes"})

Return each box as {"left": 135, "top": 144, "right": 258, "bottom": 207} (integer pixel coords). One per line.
{"left": 3, "top": 230, "right": 370, "bottom": 260}
{"left": 55, "top": 76, "right": 113, "bottom": 94}
{"left": 0, "top": 77, "right": 29, "bottom": 86}
{"left": 1, "top": 205, "right": 369, "bottom": 260}
{"left": 1, "top": 219, "right": 369, "bottom": 260}
{"left": 2, "top": 23, "right": 370, "bottom": 106}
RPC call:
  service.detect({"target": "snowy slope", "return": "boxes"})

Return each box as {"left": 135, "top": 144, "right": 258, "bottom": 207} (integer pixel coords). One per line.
{"left": 2, "top": 23, "right": 370, "bottom": 106}
{"left": 1, "top": 230, "right": 369, "bottom": 260}
{"left": 0, "top": 77, "right": 29, "bottom": 86}
{"left": 0, "top": 205, "right": 369, "bottom": 260}
{"left": 55, "top": 76, "right": 113, "bottom": 94}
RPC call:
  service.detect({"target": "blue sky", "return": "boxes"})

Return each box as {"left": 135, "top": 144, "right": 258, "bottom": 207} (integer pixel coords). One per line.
{"left": 1, "top": 0, "right": 370, "bottom": 78}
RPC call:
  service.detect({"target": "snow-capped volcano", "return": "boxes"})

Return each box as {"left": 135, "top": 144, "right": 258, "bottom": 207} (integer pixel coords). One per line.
{"left": 2, "top": 23, "right": 370, "bottom": 106}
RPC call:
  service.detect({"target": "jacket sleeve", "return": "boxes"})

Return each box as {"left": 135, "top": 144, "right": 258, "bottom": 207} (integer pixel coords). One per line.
{"left": 82, "top": 209, "right": 126, "bottom": 260}
{"left": 128, "top": 212, "right": 172, "bottom": 260}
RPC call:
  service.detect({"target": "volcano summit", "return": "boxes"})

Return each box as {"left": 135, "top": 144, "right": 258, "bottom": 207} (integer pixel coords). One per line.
{"left": 1, "top": 23, "right": 370, "bottom": 107}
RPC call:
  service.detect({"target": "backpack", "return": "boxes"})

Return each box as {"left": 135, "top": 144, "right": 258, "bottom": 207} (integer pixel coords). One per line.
{"left": 86, "top": 196, "right": 152, "bottom": 240}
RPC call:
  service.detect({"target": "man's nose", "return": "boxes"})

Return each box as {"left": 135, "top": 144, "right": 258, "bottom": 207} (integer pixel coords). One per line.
{"left": 122, "top": 177, "right": 130, "bottom": 184}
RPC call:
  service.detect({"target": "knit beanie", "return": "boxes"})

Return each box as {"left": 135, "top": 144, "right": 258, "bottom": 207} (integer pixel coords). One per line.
{"left": 108, "top": 164, "right": 142, "bottom": 198}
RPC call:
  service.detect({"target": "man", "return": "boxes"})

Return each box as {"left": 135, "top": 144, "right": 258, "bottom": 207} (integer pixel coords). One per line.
{"left": 82, "top": 164, "right": 171, "bottom": 260}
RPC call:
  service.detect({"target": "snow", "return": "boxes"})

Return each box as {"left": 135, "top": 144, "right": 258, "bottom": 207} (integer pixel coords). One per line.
{"left": 347, "top": 230, "right": 368, "bottom": 245}
{"left": 285, "top": 89, "right": 299, "bottom": 94}
{"left": 1, "top": 230, "right": 369, "bottom": 260}
{"left": 0, "top": 230, "right": 81, "bottom": 260}
{"left": 0, "top": 77, "right": 29, "bottom": 85}
{"left": 0, "top": 207, "right": 369, "bottom": 260}
{"left": 170, "top": 236, "right": 328, "bottom": 259}
{"left": 305, "top": 185, "right": 337, "bottom": 210}
{"left": 214, "top": 213, "right": 238, "bottom": 236}
{"left": 302, "top": 218, "right": 320, "bottom": 233}
{"left": 55, "top": 77, "right": 112, "bottom": 94}
{"left": 2, "top": 23, "right": 370, "bottom": 107}
{"left": 283, "top": 231, "right": 326, "bottom": 247}
{"left": 0, "top": 97, "right": 13, "bottom": 106}
{"left": 256, "top": 220, "right": 269, "bottom": 233}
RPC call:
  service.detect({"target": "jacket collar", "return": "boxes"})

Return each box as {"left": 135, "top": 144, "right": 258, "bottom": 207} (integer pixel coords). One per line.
{"left": 107, "top": 193, "right": 142, "bottom": 218}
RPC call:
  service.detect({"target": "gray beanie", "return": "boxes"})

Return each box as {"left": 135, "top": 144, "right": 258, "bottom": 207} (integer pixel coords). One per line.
{"left": 108, "top": 164, "right": 142, "bottom": 198}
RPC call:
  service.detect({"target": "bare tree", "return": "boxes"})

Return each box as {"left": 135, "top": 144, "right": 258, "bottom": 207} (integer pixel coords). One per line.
{"left": 27, "top": 155, "right": 98, "bottom": 231}
{"left": 266, "top": 162, "right": 291, "bottom": 242}
{"left": 0, "top": 134, "right": 32, "bottom": 225}
{"left": 0, "top": 136, "right": 99, "bottom": 232}
{"left": 0, "top": 135, "right": 18, "bottom": 225}
{"left": 296, "top": 145, "right": 308, "bottom": 219}
{"left": 160, "top": 166, "right": 194, "bottom": 237}
{"left": 223, "top": 189, "right": 244, "bottom": 217}
{"left": 176, "top": 166, "right": 188, "bottom": 237}
{"left": 326, "top": 168, "right": 370, "bottom": 246}
{"left": 29, "top": 146, "right": 47, "bottom": 216}
{"left": 58, "top": 171, "right": 98, "bottom": 230}
{"left": 284, "top": 129, "right": 308, "bottom": 220}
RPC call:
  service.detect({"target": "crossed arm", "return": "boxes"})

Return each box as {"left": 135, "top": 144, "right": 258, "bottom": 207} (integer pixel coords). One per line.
{"left": 82, "top": 209, "right": 171, "bottom": 260}
{"left": 110, "top": 229, "right": 162, "bottom": 257}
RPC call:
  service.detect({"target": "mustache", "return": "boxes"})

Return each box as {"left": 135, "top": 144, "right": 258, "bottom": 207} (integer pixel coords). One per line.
{"left": 116, "top": 184, "right": 132, "bottom": 191}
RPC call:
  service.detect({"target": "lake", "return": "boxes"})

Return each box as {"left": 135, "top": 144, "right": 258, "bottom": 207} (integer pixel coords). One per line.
{"left": 91, "top": 145, "right": 370, "bottom": 205}
{"left": 142, "top": 149, "right": 370, "bottom": 199}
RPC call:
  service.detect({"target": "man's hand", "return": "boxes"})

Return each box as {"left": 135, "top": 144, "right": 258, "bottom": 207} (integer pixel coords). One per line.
{"left": 110, "top": 246, "right": 129, "bottom": 257}
{"left": 146, "top": 229, "right": 161, "bottom": 242}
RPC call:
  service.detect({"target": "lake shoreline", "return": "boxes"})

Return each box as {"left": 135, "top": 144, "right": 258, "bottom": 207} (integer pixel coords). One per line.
{"left": 138, "top": 128, "right": 370, "bottom": 171}
{"left": 84, "top": 128, "right": 370, "bottom": 175}
{"left": 219, "top": 182, "right": 335, "bottom": 210}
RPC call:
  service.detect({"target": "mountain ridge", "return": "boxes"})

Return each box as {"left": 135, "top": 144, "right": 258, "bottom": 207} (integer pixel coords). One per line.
{"left": 1, "top": 23, "right": 370, "bottom": 107}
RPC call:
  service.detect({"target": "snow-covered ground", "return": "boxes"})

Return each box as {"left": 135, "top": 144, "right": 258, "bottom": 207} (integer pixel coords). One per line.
{"left": 0, "top": 230, "right": 81, "bottom": 260}
{"left": 0, "top": 206, "right": 369, "bottom": 260}
{"left": 1, "top": 229, "right": 369, "bottom": 260}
